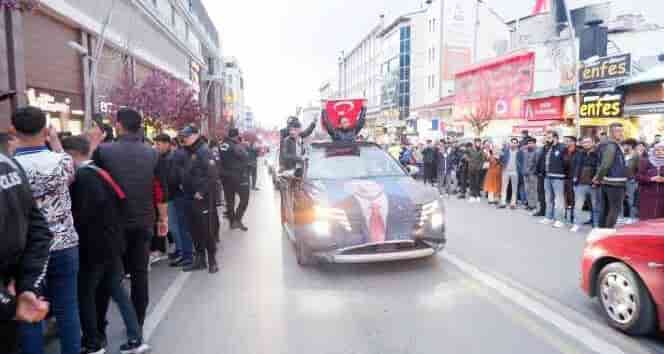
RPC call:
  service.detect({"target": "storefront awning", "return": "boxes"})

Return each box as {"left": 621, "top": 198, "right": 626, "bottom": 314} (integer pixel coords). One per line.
{"left": 526, "top": 87, "right": 575, "bottom": 100}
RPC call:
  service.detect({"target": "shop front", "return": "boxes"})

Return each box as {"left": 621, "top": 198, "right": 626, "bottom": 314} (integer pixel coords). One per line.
{"left": 22, "top": 9, "right": 84, "bottom": 133}
{"left": 517, "top": 94, "right": 576, "bottom": 141}
{"left": 620, "top": 68, "right": 664, "bottom": 143}
{"left": 578, "top": 90, "right": 639, "bottom": 139}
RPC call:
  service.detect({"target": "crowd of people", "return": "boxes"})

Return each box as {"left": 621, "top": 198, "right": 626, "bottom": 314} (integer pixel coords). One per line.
{"left": 0, "top": 104, "right": 261, "bottom": 354}
{"left": 397, "top": 126, "right": 664, "bottom": 231}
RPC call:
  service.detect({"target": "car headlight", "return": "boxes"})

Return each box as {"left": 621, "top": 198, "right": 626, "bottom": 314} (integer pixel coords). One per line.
{"left": 314, "top": 206, "right": 351, "bottom": 232}
{"left": 420, "top": 200, "right": 444, "bottom": 229}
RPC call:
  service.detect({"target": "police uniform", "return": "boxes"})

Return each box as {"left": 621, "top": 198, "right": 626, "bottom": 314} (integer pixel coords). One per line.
{"left": 219, "top": 129, "right": 251, "bottom": 230}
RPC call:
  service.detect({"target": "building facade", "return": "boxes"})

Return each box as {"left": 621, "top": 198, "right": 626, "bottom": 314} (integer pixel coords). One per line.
{"left": 1, "top": 0, "right": 223, "bottom": 135}
{"left": 223, "top": 57, "right": 244, "bottom": 127}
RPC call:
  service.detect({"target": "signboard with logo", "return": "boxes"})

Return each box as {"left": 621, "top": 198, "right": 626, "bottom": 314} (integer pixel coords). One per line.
{"left": 578, "top": 54, "right": 631, "bottom": 85}
{"left": 579, "top": 91, "right": 624, "bottom": 119}
{"left": 525, "top": 96, "right": 563, "bottom": 121}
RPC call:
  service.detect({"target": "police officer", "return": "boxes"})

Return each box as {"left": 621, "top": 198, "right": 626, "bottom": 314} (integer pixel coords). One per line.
{"left": 0, "top": 148, "right": 51, "bottom": 354}
{"left": 179, "top": 125, "right": 219, "bottom": 274}
{"left": 219, "top": 128, "right": 251, "bottom": 231}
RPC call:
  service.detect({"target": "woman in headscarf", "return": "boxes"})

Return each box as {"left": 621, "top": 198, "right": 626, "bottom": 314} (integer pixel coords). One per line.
{"left": 636, "top": 142, "right": 664, "bottom": 220}
{"left": 483, "top": 143, "right": 502, "bottom": 204}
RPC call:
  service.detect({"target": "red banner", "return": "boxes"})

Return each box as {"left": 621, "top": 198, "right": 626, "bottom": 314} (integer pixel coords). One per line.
{"left": 525, "top": 96, "right": 563, "bottom": 121}
{"left": 454, "top": 52, "right": 534, "bottom": 121}
{"left": 324, "top": 98, "right": 365, "bottom": 129}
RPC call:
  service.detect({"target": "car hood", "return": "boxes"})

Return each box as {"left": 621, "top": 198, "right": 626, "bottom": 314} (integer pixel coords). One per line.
{"left": 305, "top": 176, "right": 439, "bottom": 207}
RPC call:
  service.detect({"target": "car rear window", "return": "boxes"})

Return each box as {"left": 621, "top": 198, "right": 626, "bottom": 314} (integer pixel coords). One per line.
{"left": 307, "top": 145, "right": 406, "bottom": 180}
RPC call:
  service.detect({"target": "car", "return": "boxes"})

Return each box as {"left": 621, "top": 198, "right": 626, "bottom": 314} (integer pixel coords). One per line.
{"left": 278, "top": 141, "right": 446, "bottom": 266}
{"left": 581, "top": 220, "right": 664, "bottom": 335}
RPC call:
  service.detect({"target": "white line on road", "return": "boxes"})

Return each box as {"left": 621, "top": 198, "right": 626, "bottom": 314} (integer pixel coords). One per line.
{"left": 143, "top": 271, "right": 191, "bottom": 341}
{"left": 444, "top": 251, "right": 627, "bottom": 354}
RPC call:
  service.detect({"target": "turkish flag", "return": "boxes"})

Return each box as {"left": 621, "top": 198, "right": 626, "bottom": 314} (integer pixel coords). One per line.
{"left": 324, "top": 99, "right": 366, "bottom": 130}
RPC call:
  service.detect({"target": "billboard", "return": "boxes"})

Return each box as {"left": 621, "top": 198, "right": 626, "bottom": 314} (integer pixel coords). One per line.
{"left": 454, "top": 52, "right": 535, "bottom": 120}
{"left": 579, "top": 54, "right": 631, "bottom": 84}
{"left": 579, "top": 91, "right": 624, "bottom": 119}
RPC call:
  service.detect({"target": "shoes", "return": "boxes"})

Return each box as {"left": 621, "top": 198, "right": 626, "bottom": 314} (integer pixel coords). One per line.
{"left": 497, "top": 204, "right": 506, "bottom": 209}
{"left": 510, "top": 205, "right": 517, "bottom": 210}
{"left": 81, "top": 347, "right": 106, "bottom": 354}
{"left": 531, "top": 211, "right": 545, "bottom": 217}
{"left": 553, "top": 221, "right": 564, "bottom": 228}
{"left": 539, "top": 218, "right": 553, "bottom": 225}
{"left": 238, "top": 222, "right": 248, "bottom": 232}
{"left": 209, "top": 263, "right": 219, "bottom": 274}
{"left": 625, "top": 218, "right": 637, "bottom": 225}
{"left": 149, "top": 252, "right": 167, "bottom": 265}
{"left": 230, "top": 220, "right": 240, "bottom": 230}
{"left": 583, "top": 220, "right": 594, "bottom": 226}
{"left": 570, "top": 225, "right": 581, "bottom": 233}
{"left": 120, "top": 340, "right": 150, "bottom": 354}
{"left": 167, "top": 252, "right": 181, "bottom": 260}
{"left": 169, "top": 257, "right": 190, "bottom": 267}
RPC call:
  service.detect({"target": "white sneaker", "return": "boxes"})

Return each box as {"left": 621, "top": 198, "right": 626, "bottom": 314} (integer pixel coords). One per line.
{"left": 539, "top": 218, "right": 553, "bottom": 225}
{"left": 625, "top": 218, "right": 637, "bottom": 225}
{"left": 553, "top": 221, "right": 564, "bottom": 228}
{"left": 570, "top": 225, "right": 580, "bottom": 233}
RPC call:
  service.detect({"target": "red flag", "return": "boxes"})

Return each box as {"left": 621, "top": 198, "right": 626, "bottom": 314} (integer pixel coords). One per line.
{"left": 324, "top": 98, "right": 366, "bottom": 130}
{"left": 532, "top": 0, "right": 550, "bottom": 15}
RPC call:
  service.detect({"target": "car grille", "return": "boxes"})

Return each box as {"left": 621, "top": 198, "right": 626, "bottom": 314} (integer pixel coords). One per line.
{"left": 339, "top": 240, "right": 428, "bottom": 255}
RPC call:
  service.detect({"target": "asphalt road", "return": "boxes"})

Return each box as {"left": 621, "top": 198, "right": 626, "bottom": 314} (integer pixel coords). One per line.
{"left": 56, "top": 166, "right": 664, "bottom": 354}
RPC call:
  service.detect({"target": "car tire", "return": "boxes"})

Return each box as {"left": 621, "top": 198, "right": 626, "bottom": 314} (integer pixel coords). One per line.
{"left": 596, "top": 262, "right": 657, "bottom": 335}
{"left": 295, "top": 238, "right": 315, "bottom": 266}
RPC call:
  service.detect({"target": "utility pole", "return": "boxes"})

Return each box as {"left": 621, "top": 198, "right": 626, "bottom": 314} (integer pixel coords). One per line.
{"left": 473, "top": 0, "right": 481, "bottom": 62}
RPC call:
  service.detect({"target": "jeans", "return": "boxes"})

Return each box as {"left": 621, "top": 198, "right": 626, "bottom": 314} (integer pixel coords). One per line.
{"left": 524, "top": 175, "right": 538, "bottom": 208}
{"left": 175, "top": 196, "right": 194, "bottom": 262}
{"left": 19, "top": 247, "right": 81, "bottom": 354}
{"left": 79, "top": 257, "right": 142, "bottom": 349}
{"left": 599, "top": 185, "right": 626, "bottom": 228}
{"left": 501, "top": 173, "right": 519, "bottom": 205}
{"left": 544, "top": 177, "right": 565, "bottom": 222}
{"left": 624, "top": 180, "right": 638, "bottom": 219}
{"left": 573, "top": 184, "right": 600, "bottom": 227}
{"left": 249, "top": 165, "right": 258, "bottom": 189}
{"left": 168, "top": 200, "right": 182, "bottom": 256}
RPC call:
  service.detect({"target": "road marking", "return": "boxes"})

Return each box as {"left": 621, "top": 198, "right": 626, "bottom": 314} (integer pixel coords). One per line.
{"left": 461, "top": 278, "right": 585, "bottom": 354}
{"left": 488, "top": 269, "right": 657, "bottom": 354}
{"left": 444, "top": 251, "right": 627, "bottom": 354}
{"left": 143, "top": 271, "right": 191, "bottom": 341}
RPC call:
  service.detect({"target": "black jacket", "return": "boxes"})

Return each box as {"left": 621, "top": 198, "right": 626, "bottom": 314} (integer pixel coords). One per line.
{"left": 422, "top": 146, "right": 439, "bottom": 165}
{"left": 536, "top": 143, "right": 568, "bottom": 178}
{"left": 93, "top": 134, "right": 164, "bottom": 228}
{"left": 279, "top": 122, "right": 315, "bottom": 167}
{"left": 182, "top": 138, "right": 213, "bottom": 198}
{"left": 322, "top": 108, "right": 366, "bottom": 142}
{"left": 70, "top": 163, "right": 127, "bottom": 266}
{"left": 281, "top": 136, "right": 303, "bottom": 171}
{"left": 219, "top": 138, "right": 250, "bottom": 180}
{"left": 572, "top": 149, "right": 599, "bottom": 185}
{"left": 158, "top": 151, "right": 180, "bottom": 202}
{"left": 0, "top": 153, "right": 51, "bottom": 321}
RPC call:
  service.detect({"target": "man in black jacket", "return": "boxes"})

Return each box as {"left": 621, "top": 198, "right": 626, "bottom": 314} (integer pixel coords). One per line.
{"left": 321, "top": 106, "right": 366, "bottom": 142}
{"left": 421, "top": 140, "right": 439, "bottom": 186}
{"left": 180, "top": 125, "right": 219, "bottom": 273}
{"left": 536, "top": 131, "right": 568, "bottom": 228}
{"left": 219, "top": 128, "right": 251, "bottom": 232}
{"left": 247, "top": 141, "right": 260, "bottom": 191}
{"left": 0, "top": 152, "right": 51, "bottom": 354}
{"left": 63, "top": 136, "right": 149, "bottom": 354}
{"left": 92, "top": 108, "right": 168, "bottom": 328}
{"left": 279, "top": 117, "right": 315, "bottom": 170}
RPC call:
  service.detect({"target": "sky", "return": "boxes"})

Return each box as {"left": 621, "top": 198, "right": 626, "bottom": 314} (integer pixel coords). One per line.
{"left": 201, "top": 0, "right": 664, "bottom": 128}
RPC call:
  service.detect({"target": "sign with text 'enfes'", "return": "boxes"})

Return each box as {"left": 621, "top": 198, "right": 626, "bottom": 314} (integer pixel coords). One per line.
{"left": 579, "top": 54, "right": 631, "bottom": 84}
{"left": 324, "top": 99, "right": 366, "bottom": 129}
{"left": 579, "top": 91, "right": 624, "bottom": 119}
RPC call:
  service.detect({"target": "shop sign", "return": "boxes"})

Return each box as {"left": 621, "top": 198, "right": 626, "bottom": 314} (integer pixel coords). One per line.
{"left": 26, "top": 88, "right": 71, "bottom": 113}
{"left": 99, "top": 101, "right": 114, "bottom": 114}
{"left": 525, "top": 96, "right": 563, "bottom": 121}
{"left": 579, "top": 91, "right": 624, "bottom": 119}
{"left": 624, "top": 103, "right": 664, "bottom": 115}
{"left": 578, "top": 54, "right": 631, "bottom": 84}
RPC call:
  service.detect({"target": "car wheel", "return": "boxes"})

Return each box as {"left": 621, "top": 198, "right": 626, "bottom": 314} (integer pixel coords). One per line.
{"left": 596, "top": 262, "right": 657, "bottom": 335}
{"left": 295, "top": 238, "right": 315, "bottom": 266}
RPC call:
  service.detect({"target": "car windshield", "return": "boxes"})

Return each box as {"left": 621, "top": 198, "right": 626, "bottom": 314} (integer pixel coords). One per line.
{"left": 307, "top": 145, "right": 406, "bottom": 180}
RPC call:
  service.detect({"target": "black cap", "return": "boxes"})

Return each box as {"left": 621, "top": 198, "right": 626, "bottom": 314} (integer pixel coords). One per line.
{"left": 228, "top": 128, "right": 240, "bottom": 138}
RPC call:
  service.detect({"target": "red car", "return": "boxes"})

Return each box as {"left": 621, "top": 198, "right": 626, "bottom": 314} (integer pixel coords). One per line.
{"left": 581, "top": 219, "right": 664, "bottom": 335}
